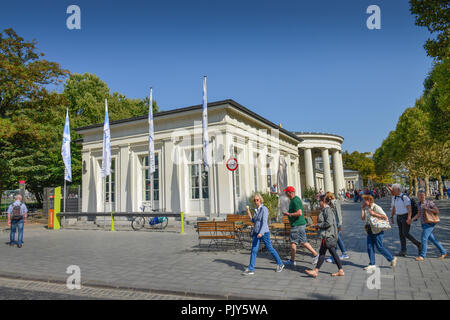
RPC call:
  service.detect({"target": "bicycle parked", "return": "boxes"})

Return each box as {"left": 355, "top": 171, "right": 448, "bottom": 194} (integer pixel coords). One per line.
{"left": 131, "top": 205, "right": 168, "bottom": 231}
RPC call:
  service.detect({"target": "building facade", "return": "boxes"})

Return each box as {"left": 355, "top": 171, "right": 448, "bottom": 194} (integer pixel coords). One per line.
{"left": 76, "top": 100, "right": 302, "bottom": 217}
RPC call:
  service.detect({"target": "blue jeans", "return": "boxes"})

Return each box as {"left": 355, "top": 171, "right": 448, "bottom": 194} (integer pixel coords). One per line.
{"left": 248, "top": 232, "right": 283, "bottom": 271}
{"left": 367, "top": 230, "right": 394, "bottom": 265}
{"left": 337, "top": 232, "right": 347, "bottom": 254}
{"left": 419, "top": 223, "right": 446, "bottom": 258}
{"left": 10, "top": 219, "right": 24, "bottom": 245}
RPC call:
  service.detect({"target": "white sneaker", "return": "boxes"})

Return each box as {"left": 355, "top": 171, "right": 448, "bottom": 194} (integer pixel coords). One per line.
{"left": 276, "top": 264, "right": 285, "bottom": 272}
{"left": 312, "top": 255, "right": 319, "bottom": 265}
{"left": 242, "top": 268, "right": 255, "bottom": 275}
{"left": 390, "top": 257, "right": 398, "bottom": 268}
{"left": 363, "top": 265, "right": 377, "bottom": 271}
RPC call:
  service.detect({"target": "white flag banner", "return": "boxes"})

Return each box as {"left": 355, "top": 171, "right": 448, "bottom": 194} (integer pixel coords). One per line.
{"left": 202, "top": 76, "right": 210, "bottom": 170}
{"left": 101, "top": 98, "right": 111, "bottom": 179}
{"left": 61, "top": 108, "right": 72, "bottom": 182}
{"left": 148, "top": 87, "right": 155, "bottom": 174}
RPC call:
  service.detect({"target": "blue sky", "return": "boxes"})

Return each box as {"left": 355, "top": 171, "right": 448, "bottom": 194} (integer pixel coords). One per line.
{"left": 0, "top": 0, "right": 434, "bottom": 152}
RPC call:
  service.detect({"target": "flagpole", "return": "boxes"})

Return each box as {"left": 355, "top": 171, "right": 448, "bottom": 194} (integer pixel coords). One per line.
{"left": 149, "top": 87, "right": 154, "bottom": 212}
{"left": 64, "top": 179, "right": 67, "bottom": 213}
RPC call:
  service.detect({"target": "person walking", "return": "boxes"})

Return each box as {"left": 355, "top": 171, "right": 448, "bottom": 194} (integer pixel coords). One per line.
{"left": 390, "top": 184, "right": 421, "bottom": 256}
{"left": 282, "top": 186, "right": 319, "bottom": 267}
{"left": 353, "top": 189, "right": 359, "bottom": 203}
{"left": 242, "top": 194, "right": 285, "bottom": 275}
{"left": 305, "top": 194, "right": 344, "bottom": 278}
{"left": 326, "top": 192, "right": 350, "bottom": 263}
{"left": 7, "top": 194, "right": 28, "bottom": 248}
{"left": 413, "top": 191, "right": 447, "bottom": 261}
{"left": 361, "top": 195, "right": 397, "bottom": 270}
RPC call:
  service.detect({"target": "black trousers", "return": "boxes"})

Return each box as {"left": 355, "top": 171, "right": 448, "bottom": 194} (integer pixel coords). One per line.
{"left": 397, "top": 214, "right": 420, "bottom": 253}
{"left": 316, "top": 240, "right": 342, "bottom": 270}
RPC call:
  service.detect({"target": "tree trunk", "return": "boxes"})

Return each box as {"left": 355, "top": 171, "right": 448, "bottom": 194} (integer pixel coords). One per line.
{"left": 413, "top": 177, "right": 418, "bottom": 197}
{"left": 425, "top": 176, "right": 430, "bottom": 197}
{"left": 409, "top": 176, "right": 413, "bottom": 195}
{"left": 437, "top": 176, "right": 445, "bottom": 199}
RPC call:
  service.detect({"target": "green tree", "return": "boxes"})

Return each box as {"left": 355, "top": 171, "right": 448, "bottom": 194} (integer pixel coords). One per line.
{"left": 0, "top": 28, "right": 69, "bottom": 118}
{"left": 0, "top": 28, "right": 69, "bottom": 204}
{"left": 419, "top": 59, "right": 450, "bottom": 143}
{"left": 410, "top": 0, "right": 450, "bottom": 60}
{"left": 342, "top": 151, "right": 376, "bottom": 186}
{"left": 0, "top": 29, "right": 160, "bottom": 205}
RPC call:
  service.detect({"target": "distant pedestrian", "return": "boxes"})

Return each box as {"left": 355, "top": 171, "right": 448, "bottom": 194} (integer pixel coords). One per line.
{"left": 390, "top": 184, "right": 421, "bottom": 257}
{"left": 269, "top": 184, "right": 278, "bottom": 195}
{"left": 305, "top": 194, "right": 344, "bottom": 278}
{"left": 413, "top": 191, "right": 447, "bottom": 261}
{"left": 361, "top": 195, "right": 397, "bottom": 270}
{"left": 325, "top": 192, "right": 350, "bottom": 263}
{"left": 353, "top": 190, "right": 359, "bottom": 203}
{"left": 7, "top": 194, "right": 28, "bottom": 248}
{"left": 242, "top": 194, "right": 285, "bottom": 275}
{"left": 282, "top": 186, "right": 319, "bottom": 267}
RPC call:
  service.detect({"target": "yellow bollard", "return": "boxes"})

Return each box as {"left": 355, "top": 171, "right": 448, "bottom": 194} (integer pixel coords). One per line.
{"left": 181, "top": 211, "right": 184, "bottom": 234}
{"left": 53, "top": 187, "right": 61, "bottom": 230}
{"left": 111, "top": 212, "right": 115, "bottom": 232}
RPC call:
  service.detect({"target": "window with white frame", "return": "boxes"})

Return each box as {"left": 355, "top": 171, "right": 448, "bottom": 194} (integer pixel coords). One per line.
{"left": 141, "top": 154, "right": 160, "bottom": 201}
{"left": 102, "top": 158, "right": 116, "bottom": 204}
{"left": 189, "top": 149, "right": 209, "bottom": 200}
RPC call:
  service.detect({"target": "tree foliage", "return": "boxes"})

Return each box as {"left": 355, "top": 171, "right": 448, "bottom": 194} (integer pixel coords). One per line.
{"left": 374, "top": 61, "right": 450, "bottom": 195}
{"left": 0, "top": 29, "right": 159, "bottom": 205}
{"left": 410, "top": 0, "right": 450, "bottom": 60}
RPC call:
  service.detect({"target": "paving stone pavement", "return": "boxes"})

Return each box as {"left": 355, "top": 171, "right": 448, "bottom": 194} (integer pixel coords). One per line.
{"left": 1, "top": 198, "right": 449, "bottom": 300}
{"left": 0, "top": 277, "right": 203, "bottom": 300}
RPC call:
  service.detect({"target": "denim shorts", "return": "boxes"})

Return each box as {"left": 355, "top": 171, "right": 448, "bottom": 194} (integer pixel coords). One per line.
{"left": 289, "top": 225, "right": 307, "bottom": 244}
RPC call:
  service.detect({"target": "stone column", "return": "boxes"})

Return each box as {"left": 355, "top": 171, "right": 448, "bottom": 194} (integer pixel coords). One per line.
{"left": 321, "top": 148, "right": 333, "bottom": 193}
{"left": 338, "top": 151, "right": 346, "bottom": 191}
{"left": 304, "top": 148, "right": 315, "bottom": 189}
{"left": 332, "top": 149, "right": 342, "bottom": 194}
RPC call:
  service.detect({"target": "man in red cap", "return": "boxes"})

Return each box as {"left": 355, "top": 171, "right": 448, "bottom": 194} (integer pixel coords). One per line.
{"left": 282, "top": 186, "right": 319, "bottom": 267}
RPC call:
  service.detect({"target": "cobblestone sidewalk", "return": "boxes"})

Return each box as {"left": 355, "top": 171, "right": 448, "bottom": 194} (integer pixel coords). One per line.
{"left": 0, "top": 198, "right": 449, "bottom": 300}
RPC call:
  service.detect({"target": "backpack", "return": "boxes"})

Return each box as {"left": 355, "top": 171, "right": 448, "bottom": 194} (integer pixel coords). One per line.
{"left": 400, "top": 195, "right": 418, "bottom": 217}
{"left": 11, "top": 203, "right": 23, "bottom": 221}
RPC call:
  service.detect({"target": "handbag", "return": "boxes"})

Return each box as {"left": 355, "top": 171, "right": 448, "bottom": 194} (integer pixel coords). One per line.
{"left": 424, "top": 209, "right": 440, "bottom": 224}
{"left": 367, "top": 206, "right": 391, "bottom": 233}
{"left": 324, "top": 235, "right": 338, "bottom": 248}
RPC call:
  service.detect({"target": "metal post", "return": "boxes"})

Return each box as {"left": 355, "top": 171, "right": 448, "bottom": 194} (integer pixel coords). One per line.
{"left": 150, "top": 171, "right": 154, "bottom": 212}
{"left": 232, "top": 170, "right": 236, "bottom": 214}
{"left": 63, "top": 180, "right": 66, "bottom": 213}
{"left": 103, "top": 177, "right": 106, "bottom": 231}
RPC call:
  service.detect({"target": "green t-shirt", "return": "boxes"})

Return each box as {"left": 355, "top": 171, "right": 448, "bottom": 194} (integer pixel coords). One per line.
{"left": 288, "top": 196, "right": 306, "bottom": 226}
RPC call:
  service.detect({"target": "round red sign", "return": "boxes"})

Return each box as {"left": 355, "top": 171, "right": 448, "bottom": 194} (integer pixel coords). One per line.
{"left": 226, "top": 158, "right": 238, "bottom": 171}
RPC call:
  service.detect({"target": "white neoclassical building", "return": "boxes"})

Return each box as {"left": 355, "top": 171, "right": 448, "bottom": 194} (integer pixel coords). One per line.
{"left": 76, "top": 100, "right": 302, "bottom": 218}
{"left": 76, "top": 99, "right": 350, "bottom": 217}
{"left": 295, "top": 133, "right": 346, "bottom": 194}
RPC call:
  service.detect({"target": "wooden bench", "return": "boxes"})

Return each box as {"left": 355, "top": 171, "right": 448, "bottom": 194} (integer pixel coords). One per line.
{"left": 226, "top": 214, "right": 254, "bottom": 248}
{"left": 197, "top": 221, "right": 238, "bottom": 250}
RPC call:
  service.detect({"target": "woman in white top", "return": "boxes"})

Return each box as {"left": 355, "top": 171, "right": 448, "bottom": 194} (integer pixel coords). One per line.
{"left": 361, "top": 195, "right": 397, "bottom": 271}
